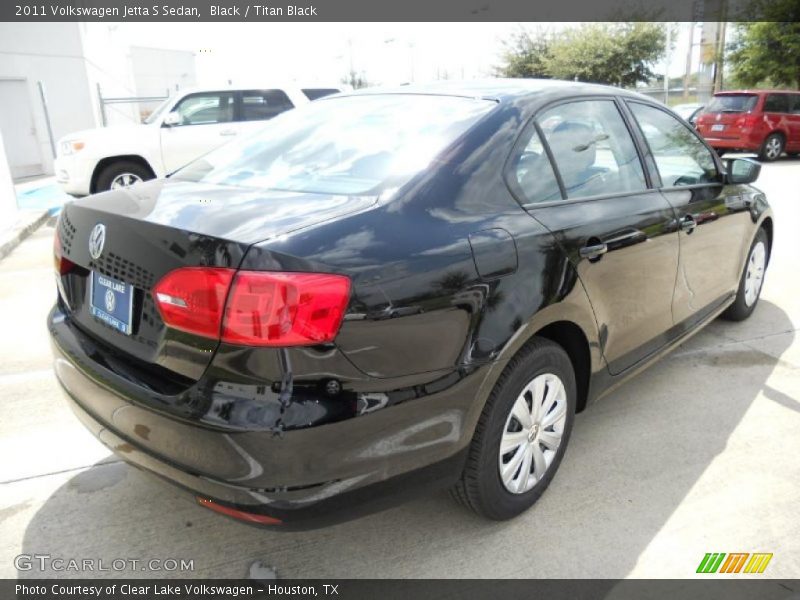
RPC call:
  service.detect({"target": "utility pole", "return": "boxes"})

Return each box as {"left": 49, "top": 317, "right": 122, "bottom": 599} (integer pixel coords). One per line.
{"left": 713, "top": 21, "right": 727, "bottom": 94}
{"left": 683, "top": 22, "right": 695, "bottom": 100}
{"left": 664, "top": 25, "right": 672, "bottom": 104}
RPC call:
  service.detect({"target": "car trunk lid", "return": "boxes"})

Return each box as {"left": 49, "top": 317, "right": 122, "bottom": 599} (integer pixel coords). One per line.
{"left": 55, "top": 179, "right": 376, "bottom": 382}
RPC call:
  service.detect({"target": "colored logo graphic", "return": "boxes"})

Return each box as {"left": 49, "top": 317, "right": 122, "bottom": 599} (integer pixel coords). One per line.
{"left": 696, "top": 553, "right": 773, "bottom": 574}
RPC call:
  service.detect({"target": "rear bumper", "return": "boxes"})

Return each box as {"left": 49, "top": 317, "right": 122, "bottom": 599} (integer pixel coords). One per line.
{"left": 700, "top": 130, "right": 763, "bottom": 152}
{"left": 49, "top": 304, "right": 490, "bottom": 527}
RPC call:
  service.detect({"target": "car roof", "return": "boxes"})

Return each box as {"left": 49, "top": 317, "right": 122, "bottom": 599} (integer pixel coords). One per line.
{"left": 340, "top": 78, "right": 655, "bottom": 104}
{"left": 714, "top": 89, "right": 800, "bottom": 95}
{"left": 172, "top": 83, "right": 342, "bottom": 95}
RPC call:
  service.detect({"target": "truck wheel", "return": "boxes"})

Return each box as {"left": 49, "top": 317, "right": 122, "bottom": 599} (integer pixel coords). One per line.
{"left": 95, "top": 161, "right": 154, "bottom": 193}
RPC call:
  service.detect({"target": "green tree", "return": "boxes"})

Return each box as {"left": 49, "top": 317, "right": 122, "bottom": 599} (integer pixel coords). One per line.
{"left": 342, "top": 70, "right": 369, "bottom": 89}
{"left": 727, "top": 3, "right": 800, "bottom": 89}
{"left": 495, "top": 28, "right": 552, "bottom": 79}
{"left": 542, "top": 23, "right": 667, "bottom": 87}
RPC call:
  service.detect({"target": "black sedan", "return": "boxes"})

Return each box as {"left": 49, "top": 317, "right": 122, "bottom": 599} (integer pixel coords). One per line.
{"left": 50, "top": 80, "right": 772, "bottom": 527}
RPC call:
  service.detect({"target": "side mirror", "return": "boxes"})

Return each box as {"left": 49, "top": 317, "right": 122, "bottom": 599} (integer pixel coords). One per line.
{"left": 162, "top": 111, "right": 181, "bottom": 127}
{"left": 725, "top": 157, "right": 761, "bottom": 184}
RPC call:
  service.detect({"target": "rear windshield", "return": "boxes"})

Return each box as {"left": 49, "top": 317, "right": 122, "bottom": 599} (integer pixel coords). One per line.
{"left": 706, "top": 94, "right": 758, "bottom": 113}
{"left": 174, "top": 94, "right": 496, "bottom": 195}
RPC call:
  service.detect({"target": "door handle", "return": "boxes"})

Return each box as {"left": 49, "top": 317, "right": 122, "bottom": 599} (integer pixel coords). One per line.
{"left": 219, "top": 129, "right": 237, "bottom": 136}
{"left": 579, "top": 242, "right": 608, "bottom": 261}
{"left": 679, "top": 215, "right": 697, "bottom": 234}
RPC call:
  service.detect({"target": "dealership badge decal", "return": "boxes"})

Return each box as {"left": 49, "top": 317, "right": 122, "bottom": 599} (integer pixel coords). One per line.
{"left": 89, "top": 223, "right": 106, "bottom": 260}
{"left": 697, "top": 552, "right": 773, "bottom": 574}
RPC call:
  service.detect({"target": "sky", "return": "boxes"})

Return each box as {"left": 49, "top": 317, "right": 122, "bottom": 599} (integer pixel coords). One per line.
{"left": 112, "top": 22, "right": 702, "bottom": 88}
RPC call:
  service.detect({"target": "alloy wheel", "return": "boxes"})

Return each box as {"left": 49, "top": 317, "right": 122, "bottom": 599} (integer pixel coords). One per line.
{"left": 110, "top": 173, "right": 144, "bottom": 189}
{"left": 765, "top": 137, "right": 782, "bottom": 160}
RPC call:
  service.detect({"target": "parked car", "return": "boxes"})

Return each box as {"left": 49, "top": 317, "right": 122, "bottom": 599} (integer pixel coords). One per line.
{"left": 54, "top": 85, "right": 344, "bottom": 196}
{"left": 50, "top": 80, "right": 772, "bottom": 528}
{"left": 695, "top": 90, "right": 800, "bottom": 161}
{"left": 672, "top": 102, "right": 704, "bottom": 126}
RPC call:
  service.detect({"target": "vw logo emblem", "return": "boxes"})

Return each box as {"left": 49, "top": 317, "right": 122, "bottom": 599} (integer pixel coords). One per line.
{"left": 104, "top": 289, "right": 116, "bottom": 312}
{"left": 89, "top": 224, "right": 106, "bottom": 260}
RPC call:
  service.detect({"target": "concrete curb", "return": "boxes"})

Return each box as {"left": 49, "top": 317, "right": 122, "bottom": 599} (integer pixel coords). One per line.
{"left": 0, "top": 209, "right": 50, "bottom": 262}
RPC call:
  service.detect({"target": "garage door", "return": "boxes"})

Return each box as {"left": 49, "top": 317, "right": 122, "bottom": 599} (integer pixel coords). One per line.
{"left": 0, "top": 79, "right": 44, "bottom": 179}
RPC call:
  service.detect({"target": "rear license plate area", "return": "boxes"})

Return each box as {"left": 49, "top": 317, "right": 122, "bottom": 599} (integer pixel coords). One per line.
{"left": 89, "top": 271, "right": 134, "bottom": 335}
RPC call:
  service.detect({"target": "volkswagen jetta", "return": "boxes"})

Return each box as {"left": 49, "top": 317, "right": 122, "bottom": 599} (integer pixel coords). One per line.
{"left": 49, "top": 80, "right": 772, "bottom": 528}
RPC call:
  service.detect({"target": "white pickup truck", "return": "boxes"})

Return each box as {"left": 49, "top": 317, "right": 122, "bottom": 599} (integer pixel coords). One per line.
{"left": 55, "top": 85, "right": 343, "bottom": 196}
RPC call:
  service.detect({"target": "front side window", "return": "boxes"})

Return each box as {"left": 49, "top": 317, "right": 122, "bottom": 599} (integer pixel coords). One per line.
{"left": 174, "top": 94, "right": 496, "bottom": 195}
{"left": 537, "top": 100, "right": 646, "bottom": 199}
{"left": 629, "top": 102, "right": 718, "bottom": 187}
{"left": 240, "top": 90, "right": 294, "bottom": 121}
{"left": 173, "top": 92, "right": 235, "bottom": 126}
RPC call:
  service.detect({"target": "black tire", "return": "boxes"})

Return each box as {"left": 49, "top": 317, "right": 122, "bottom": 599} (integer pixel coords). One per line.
{"left": 722, "top": 228, "right": 769, "bottom": 321}
{"left": 758, "top": 133, "right": 784, "bottom": 162}
{"left": 451, "top": 338, "right": 576, "bottom": 520}
{"left": 95, "top": 160, "right": 154, "bottom": 193}
{"left": 714, "top": 148, "right": 727, "bottom": 157}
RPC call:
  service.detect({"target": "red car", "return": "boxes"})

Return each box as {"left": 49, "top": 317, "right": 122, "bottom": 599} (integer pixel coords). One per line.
{"left": 695, "top": 90, "right": 800, "bottom": 161}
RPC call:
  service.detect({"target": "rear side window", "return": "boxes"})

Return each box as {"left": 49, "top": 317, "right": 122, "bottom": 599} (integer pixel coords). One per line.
{"left": 763, "top": 93, "right": 791, "bottom": 113}
{"left": 511, "top": 127, "right": 562, "bottom": 204}
{"left": 706, "top": 94, "right": 758, "bottom": 113}
{"left": 174, "top": 94, "right": 496, "bottom": 195}
{"left": 629, "top": 103, "right": 718, "bottom": 187}
{"left": 239, "top": 90, "right": 294, "bottom": 121}
{"left": 302, "top": 88, "right": 340, "bottom": 101}
{"left": 536, "top": 100, "right": 646, "bottom": 199}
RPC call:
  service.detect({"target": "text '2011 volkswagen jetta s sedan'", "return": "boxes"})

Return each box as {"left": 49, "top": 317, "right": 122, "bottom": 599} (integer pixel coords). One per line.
{"left": 50, "top": 80, "right": 773, "bottom": 528}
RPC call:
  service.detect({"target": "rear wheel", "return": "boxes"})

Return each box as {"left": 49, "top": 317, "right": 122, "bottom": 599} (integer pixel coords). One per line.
{"left": 95, "top": 160, "right": 154, "bottom": 193}
{"left": 451, "top": 338, "right": 576, "bottom": 520}
{"left": 758, "top": 133, "right": 784, "bottom": 162}
{"left": 722, "top": 228, "right": 769, "bottom": 321}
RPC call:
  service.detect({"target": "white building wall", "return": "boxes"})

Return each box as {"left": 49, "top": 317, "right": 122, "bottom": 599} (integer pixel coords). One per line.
{"left": 78, "top": 24, "right": 142, "bottom": 127}
{"left": 0, "top": 23, "right": 97, "bottom": 175}
{"left": 0, "top": 130, "right": 17, "bottom": 231}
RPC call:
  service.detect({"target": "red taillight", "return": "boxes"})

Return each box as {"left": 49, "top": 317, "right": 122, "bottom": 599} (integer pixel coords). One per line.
{"left": 152, "top": 267, "right": 235, "bottom": 339}
{"left": 53, "top": 231, "right": 74, "bottom": 275}
{"left": 222, "top": 271, "right": 351, "bottom": 346}
{"left": 735, "top": 113, "right": 759, "bottom": 128}
{"left": 152, "top": 267, "right": 350, "bottom": 346}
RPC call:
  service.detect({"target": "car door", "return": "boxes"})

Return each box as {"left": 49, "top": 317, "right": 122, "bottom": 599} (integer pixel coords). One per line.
{"left": 511, "top": 97, "right": 680, "bottom": 374}
{"left": 160, "top": 91, "right": 236, "bottom": 173}
{"left": 235, "top": 89, "right": 295, "bottom": 136}
{"left": 626, "top": 101, "right": 754, "bottom": 327}
{"left": 786, "top": 94, "right": 800, "bottom": 153}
